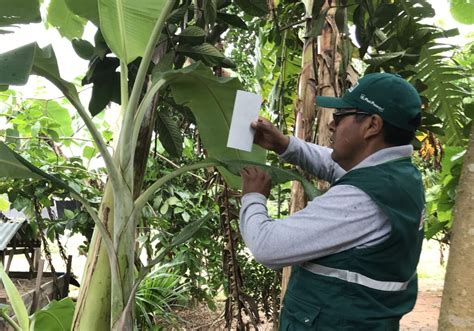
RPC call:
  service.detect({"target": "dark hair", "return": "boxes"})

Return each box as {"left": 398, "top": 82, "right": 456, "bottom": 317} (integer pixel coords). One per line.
{"left": 382, "top": 113, "right": 421, "bottom": 146}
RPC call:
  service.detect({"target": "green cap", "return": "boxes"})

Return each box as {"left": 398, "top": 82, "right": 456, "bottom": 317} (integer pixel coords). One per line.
{"left": 316, "top": 73, "right": 422, "bottom": 131}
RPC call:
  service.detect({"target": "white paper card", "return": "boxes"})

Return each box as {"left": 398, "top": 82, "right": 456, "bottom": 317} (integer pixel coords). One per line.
{"left": 227, "top": 90, "right": 262, "bottom": 152}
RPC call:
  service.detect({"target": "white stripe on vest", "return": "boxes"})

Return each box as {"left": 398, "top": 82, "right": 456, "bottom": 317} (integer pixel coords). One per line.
{"left": 302, "top": 262, "right": 416, "bottom": 292}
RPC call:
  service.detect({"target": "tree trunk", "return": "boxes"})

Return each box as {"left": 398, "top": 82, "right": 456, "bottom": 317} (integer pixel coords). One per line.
{"left": 280, "top": 2, "right": 319, "bottom": 304}
{"left": 315, "top": 6, "right": 343, "bottom": 147}
{"left": 72, "top": 48, "right": 167, "bottom": 330}
{"left": 438, "top": 124, "right": 474, "bottom": 330}
{"left": 281, "top": 0, "right": 343, "bottom": 302}
{"left": 72, "top": 184, "right": 113, "bottom": 330}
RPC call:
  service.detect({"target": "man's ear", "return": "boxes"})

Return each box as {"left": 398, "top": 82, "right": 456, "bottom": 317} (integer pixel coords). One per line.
{"left": 363, "top": 115, "right": 384, "bottom": 139}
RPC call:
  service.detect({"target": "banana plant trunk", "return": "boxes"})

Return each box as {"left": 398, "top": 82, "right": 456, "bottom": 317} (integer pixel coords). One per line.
{"left": 72, "top": 184, "right": 114, "bottom": 330}
{"left": 72, "top": 73, "right": 163, "bottom": 331}
{"left": 438, "top": 124, "right": 474, "bottom": 330}
{"left": 281, "top": 3, "right": 318, "bottom": 303}
{"left": 281, "top": 0, "right": 343, "bottom": 301}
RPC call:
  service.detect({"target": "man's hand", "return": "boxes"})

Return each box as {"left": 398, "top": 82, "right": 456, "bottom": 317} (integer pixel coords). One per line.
{"left": 252, "top": 117, "right": 289, "bottom": 154}
{"left": 240, "top": 166, "right": 272, "bottom": 198}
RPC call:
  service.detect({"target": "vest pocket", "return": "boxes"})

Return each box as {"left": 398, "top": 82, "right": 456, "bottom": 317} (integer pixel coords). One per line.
{"left": 280, "top": 294, "right": 321, "bottom": 330}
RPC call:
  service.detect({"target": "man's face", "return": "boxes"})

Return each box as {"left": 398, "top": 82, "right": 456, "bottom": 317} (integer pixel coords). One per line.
{"left": 329, "top": 109, "right": 371, "bottom": 170}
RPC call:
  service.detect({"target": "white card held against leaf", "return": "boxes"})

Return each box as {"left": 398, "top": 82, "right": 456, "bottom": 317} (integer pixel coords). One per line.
{"left": 227, "top": 90, "right": 262, "bottom": 152}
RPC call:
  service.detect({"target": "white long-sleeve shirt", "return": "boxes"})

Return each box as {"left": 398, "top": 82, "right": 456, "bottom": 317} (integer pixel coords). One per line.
{"left": 239, "top": 136, "right": 414, "bottom": 269}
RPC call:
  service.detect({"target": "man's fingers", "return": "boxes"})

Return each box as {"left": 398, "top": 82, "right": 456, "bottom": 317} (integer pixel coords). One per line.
{"left": 247, "top": 166, "right": 259, "bottom": 176}
{"left": 240, "top": 167, "right": 250, "bottom": 177}
{"left": 241, "top": 166, "right": 266, "bottom": 177}
{"left": 240, "top": 166, "right": 256, "bottom": 177}
{"left": 251, "top": 117, "right": 271, "bottom": 131}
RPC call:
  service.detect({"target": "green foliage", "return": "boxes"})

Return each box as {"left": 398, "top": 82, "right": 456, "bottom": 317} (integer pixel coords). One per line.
{"left": 0, "top": 263, "right": 29, "bottom": 330}
{"left": 139, "top": 152, "right": 221, "bottom": 305}
{"left": 234, "top": 0, "right": 268, "bottom": 17}
{"left": 0, "top": 0, "right": 41, "bottom": 32}
{"left": 0, "top": 43, "right": 79, "bottom": 102}
{"left": 0, "top": 142, "right": 42, "bottom": 179}
{"left": 170, "top": 213, "right": 212, "bottom": 247}
{"left": 348, "top": 0, "right": 472, "bottom": 147}
{"left": 416, "top": 42, "right": 471, "bottom": 145}
{"left": 0, "top": 0, "right": 274, "bottom": 328}
{"left": 98, "top": 0, "right": 168, "bottom": 64}
{"left": 161, "top": 62, "right": 267, "bottom": 188}
{"left": 177, "top": 26, "right": 207, "bottom": 45}
{"left": 0, "top": 44, "right": 36, "bottom": 85}
{"left": 155, "top": 110, "right": 183, "bottom": 158}
{"left": 176, "top": 43, "right": 235, "bottom": 68}
{"left": 135, "top": 262, "right": 187, "bottom": 329}
{"left": 65, "top": 0, "right": 99, "bottom": 26}
{"left": 216, "top": 12, "right": 248, "bottom": 30}
{"left": 253, "top": 2, "right": 304, "bottom": 133}
{"left": 450, "top": 0, "right": 474, "bottom": 25}
{"left": 81, "top": 56, "right": 121, "bottom": 116}
{"left": 423, "top": 147, "right": 465, "bottom": 240}
{"left": 71, "top": 39, "right": 95, "bottom": 60}
{"left": 30, "top": 298, "right": 75, "bottom": 331}
{"left": 0, "top": 263, "right": 75, "bottom": 331}
{"left": 0, "top": 91, "right": 101, "bottom": 244}
{"left": 217, "top": 158, "right": 320, "bottom": 200}
{"left": 47, "top": 0, "right": 87, "bottom": 40}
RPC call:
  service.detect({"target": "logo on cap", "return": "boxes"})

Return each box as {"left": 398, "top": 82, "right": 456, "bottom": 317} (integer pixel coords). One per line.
{"left": 360, "top": 94, "right": 384, "bottom": 112}
{"left": 348, "top": 81, "right": 359, "bottom": 92}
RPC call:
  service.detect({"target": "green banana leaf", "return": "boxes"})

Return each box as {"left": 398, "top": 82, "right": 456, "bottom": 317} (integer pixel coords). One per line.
{"left": 47, "top": 0, "right": 87, "bottom": 40}
{"left": 161, "top": 62, "right": 266, "bottom": 188}
{"left": 0, "top": 43, "right": 79, "bottom": 102}
{"left": 215, "top": 159, "right": 320, "bottom": 201}
{"left": 30, "top": 298, "right": 75, "bottom": 331}
{"left": 0, "top": 0, "right": 41, "bottom": 27}
{"left": 171, "top": 213, "right": 212, "bottom": 246}
{"left": 0, "top": 43, "right": 35, "bottom": 86}
{"left": 0, "top": 142, "right": 79, "bottom": 197}
{"left": 65, "top": 0, "right": 99, "bottom": 26}
{"left": 98, "top": 0, "right": 167, "bottom": 64}
{"left": 0, "top": 142, "right": 41, "bottom": 179}
{"left": 0, "top": 263, "right": 30, "bottom": 331}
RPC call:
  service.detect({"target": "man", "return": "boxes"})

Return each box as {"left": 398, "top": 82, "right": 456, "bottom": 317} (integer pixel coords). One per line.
{"left": 239, "top": 73, "right": 425, "bottom": 330}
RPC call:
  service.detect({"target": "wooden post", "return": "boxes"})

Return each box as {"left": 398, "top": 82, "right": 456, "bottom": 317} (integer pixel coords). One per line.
{"left": 5, "top": 246, "right": 15, "bottom": 273}
{"left": 30, "top": 259, "right": 44, "bottom": 314}
{"left": 62, "top": 255, "right": 73, "bottom": 298}
{"left": 33, "top": 247, "right": 41, "bottom": 271}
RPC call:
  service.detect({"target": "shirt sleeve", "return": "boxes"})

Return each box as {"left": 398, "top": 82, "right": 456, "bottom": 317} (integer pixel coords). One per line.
{"left": 279, "top": 136, "right": 346, "bottom": 183}
{"left": 239, "top": 186, "right": 392, "bottom": 269}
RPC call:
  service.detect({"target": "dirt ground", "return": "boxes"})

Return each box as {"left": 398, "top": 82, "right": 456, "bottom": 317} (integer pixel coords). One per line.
{"left": 170, "top": 277, "right": 444, "bottom": 330}
{"left": 400, "top": 288, "right": 442, "bottom": 330}
{"left": 0, "top": 276, "right": 54, "bottom": 299}
{"left": 175, "top": 289, "right": 443, "bottom": 330}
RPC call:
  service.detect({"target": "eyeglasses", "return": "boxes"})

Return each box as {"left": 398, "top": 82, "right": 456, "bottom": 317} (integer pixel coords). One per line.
{"left": 332, "top": 110, "right": 371, "bottom": 126}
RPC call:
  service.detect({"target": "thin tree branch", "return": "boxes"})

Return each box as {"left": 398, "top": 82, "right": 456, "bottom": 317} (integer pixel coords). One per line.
{"left": 279, "top": 19, "right": 306, "bottom": 32}
{"left": 155, "top": 153, "right": 207, "bottom": 182}
{"left": 1, "top": 135, "right": 96, "bottom": 142}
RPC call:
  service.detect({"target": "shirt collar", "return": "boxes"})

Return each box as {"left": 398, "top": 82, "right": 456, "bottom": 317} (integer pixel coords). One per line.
{"left": 350, "top": 145, "right": 414, "bottom": 171}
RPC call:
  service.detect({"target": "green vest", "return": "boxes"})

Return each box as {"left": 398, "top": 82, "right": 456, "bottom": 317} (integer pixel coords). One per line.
{"left": 280, "top": 158, "right": 425, "bottom": 330}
